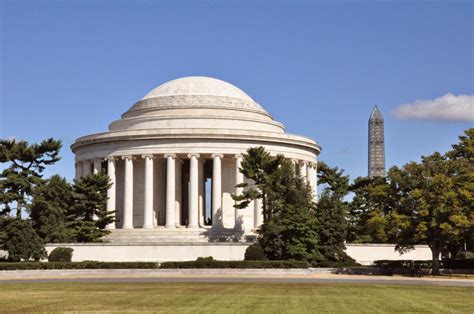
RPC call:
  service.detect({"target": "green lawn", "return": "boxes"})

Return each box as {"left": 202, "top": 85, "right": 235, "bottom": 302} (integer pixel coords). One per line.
{"left": 0, "top": 282, "right": 473, "bottom": 313}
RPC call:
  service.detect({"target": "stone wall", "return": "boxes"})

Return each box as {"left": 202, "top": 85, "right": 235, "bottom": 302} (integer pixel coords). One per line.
{"left": 40, "top": 243, "right": 432, "bottom": 264}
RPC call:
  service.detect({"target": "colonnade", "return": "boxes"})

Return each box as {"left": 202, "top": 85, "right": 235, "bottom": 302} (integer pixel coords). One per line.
{"left": 75, "top": 154, "right": 317, "bottom": 230}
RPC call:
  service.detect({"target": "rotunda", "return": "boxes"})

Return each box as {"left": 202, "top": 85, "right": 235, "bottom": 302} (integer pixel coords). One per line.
{"left": 72, "top": 76, "right": 320, "bottom": 243}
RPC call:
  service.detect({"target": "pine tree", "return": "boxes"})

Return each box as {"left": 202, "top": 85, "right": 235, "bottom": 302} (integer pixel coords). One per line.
{"left": 315, "top": 162, "right": 355, "bottom": 265}
{"left": 233, "top": 147, "right": 321, "bottom": 262}
{"left": 0, "top": 138, "right": 61, "bottom": 218}
{"left": 2, "top": 219, "right": 46, "bottom": 261}
{"left": 69, "top": 173, "right": 114, "bottom": 242}
{"left": 30, "top": 175, "right": 74, "bottom": 243}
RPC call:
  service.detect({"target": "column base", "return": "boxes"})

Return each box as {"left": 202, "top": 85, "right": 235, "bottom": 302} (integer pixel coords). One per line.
{"left": 165, "top": 225, "right": 176, "bottom": 229}
{"left": 187, "top": 225, "right": 199, "bottom": 229}
{"left": 122, "top": 225, "right": 134, "bottom": 229}
{"left": 105, "top": 224, "right": 116, "bottom": 230}
{"left": 142, "top": 225, "right": 153, "bottom": 229}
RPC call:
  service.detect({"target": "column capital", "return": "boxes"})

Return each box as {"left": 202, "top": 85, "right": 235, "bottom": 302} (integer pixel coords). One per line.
{"left": 164, "top": 153, "right": 176, "bottom": 159}
{"left": 187, "top": 153, "right": 200, "bottom": 159}
{"left": 142, "top": 154, "right": 155, "bottom": 160}
{"left": 234, "top": 154, "right": 243, "bottom": 160}
{"left": 104, "top": 156, "right": 116, "bottom": 162}
{"left": 299, "top": 160, "right": 308, "bottom": 166}
{"left": 121, "top": 155, "right": 134, "bottom": 161}
{"left": 212, "top": 153, "right": 224, "bottom": 159}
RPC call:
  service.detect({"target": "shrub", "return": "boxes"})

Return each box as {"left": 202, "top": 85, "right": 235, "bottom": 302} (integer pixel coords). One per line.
{"left": 0, "top": 261, "right": 158, "bottom": 270}
{"left": 159, "top": 260, "right": 309, "bottom": 269}
{"left": 457, "top": 251, "right": 474, "bottom": 259}
{"left": 373, "top": 259, "right": 474, "bottom": 269}
{"left": 244, "top": 244, "right": 267, "bottom": 261}
{"left": 48, "top": 247, "right": 74, "bottom": 262}
{"left": 2, "top": 219, "right": 46, "bottom": 261}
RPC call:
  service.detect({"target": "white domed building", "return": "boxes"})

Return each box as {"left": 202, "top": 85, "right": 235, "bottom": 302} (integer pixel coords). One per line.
{"left": 70, "top": 76, "right": 321, "bottom": 260}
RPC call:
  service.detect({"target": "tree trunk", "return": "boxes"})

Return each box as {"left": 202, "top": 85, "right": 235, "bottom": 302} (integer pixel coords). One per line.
{"left": 431, "top": 247, "right": 441, "bottom": 275}
{"left": 16, "top": 199, "right": 22, "bottom": 219}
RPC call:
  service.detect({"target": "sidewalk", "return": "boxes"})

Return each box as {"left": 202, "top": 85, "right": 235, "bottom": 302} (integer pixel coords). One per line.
{"left": 1, "top": 269, "right": 473, "bottom": 286}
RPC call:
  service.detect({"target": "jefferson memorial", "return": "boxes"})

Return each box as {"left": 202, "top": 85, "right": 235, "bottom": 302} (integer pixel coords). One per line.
{"left": 72, "top": 77, "right": 319, "bottom": 241}
{"left": 62, "top": 76, "right": 432, "bottom": 262}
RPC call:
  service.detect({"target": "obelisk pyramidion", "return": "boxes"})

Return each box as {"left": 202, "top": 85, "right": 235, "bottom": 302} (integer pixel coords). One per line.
{"left": 368, "top": 105, "right": 385, "bottom": 177}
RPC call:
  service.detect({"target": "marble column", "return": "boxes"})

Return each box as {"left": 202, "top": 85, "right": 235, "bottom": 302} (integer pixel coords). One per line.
{"left": 314, "top": 161, "right": 318, "bottom": 202}
{"left": 198, "top": 159, "right": 205, "bottom": 227}
{"left": 143, "top": 154, "right": 154, "bottom": 229}
{"left": 93, "top": 159, "right": 102, "bottom": 174}
{"left": 105, "top": 157, "right": 116, "bottom": 229}
{"left": 300, "top": 161, "right": 307, "bottom": 183}
{"left": 188, "top": 154, "right": 199, "bottom": 228}
{"left": 82, "top": 160, "right": 91, "bottom": 176}
{"left": 254, "top": 197, "right": 264, "bottom": 228}
{"left": 75, "top": 162, "right": 83, "bottom": 180}
{"left": 234, "top": 155, "right": 244, "bottom": 229}
{"left": 122, "top": 156, "right": 134, "bottom": 229}
{"left": 165, "top": 154, "right": 176, "bottom": 228}
{"left": 212, "top": 154, "right": 223, "bottom": 228}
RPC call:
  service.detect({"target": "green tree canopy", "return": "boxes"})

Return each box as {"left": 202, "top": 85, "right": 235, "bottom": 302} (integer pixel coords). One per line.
{"left": 316, "top": 161, "right": 355, "bottom": 265}
{"left": 233, "top": 147, "right": 321, "bottom": 262}
{"left": 389, "top": 151, "right": 473, "bottom": 274}
{"left": 349, "top": 176, "right": 392, "bottom": 243}
{"left": 0, "top": 138, "right": 61, "bottom": 218}
{"left": 30, "top": 175, "right": 74, "bottom": 243}
{"left": 1, "top": 218, "right": 46, "bottom": 261}
{"left": 68, "top": 173, "right": 114, "bottom": 242}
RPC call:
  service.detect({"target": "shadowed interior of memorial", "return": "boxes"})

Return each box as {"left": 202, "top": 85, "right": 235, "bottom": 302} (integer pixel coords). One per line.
{"left": 71, "top": 76, "right": 320, "bottom": 243}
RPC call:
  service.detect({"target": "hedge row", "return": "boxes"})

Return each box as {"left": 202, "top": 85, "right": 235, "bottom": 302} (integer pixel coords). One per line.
{"left": 374, "top": 259, "right": 474, "bottom": 269}
{"left": 160, "top": 260, "right": 310, "bottom": 269}
{"left": 0, "top": 261, "right": 158, "bottom": 270}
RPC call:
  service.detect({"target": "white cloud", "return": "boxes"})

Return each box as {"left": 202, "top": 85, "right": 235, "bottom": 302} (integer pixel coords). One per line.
{"left": 392, "top": 93, "right": 474, "bottom": 122}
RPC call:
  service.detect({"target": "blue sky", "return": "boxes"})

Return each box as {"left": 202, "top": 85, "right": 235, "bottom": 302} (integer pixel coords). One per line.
{"left": 1, "top": 0, "right": 472, "bottom": 182}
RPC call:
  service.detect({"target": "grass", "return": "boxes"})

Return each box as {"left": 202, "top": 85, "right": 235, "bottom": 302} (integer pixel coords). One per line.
{"left": 0, "top": 282, "right": 473, "bottom": 313}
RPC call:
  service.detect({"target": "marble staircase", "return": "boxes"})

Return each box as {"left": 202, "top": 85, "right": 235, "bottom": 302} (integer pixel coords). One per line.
{"left": 104, "top": 227, "right": 255, "bottom": 244}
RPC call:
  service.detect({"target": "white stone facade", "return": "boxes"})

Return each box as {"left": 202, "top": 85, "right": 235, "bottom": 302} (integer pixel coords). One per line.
{"left": 42, "top": 243, "right": 433, "bottom": 264}
{"left": 72, "top": 77, "right": 320, "bottom": 241}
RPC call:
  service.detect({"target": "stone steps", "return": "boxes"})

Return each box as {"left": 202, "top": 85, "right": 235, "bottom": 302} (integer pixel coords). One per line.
{"left": 104, "top": 228, "right": 256, "bottom": 244}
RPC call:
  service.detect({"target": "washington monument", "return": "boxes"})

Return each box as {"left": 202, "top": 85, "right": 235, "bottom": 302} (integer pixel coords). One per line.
{"left": 368, "top": 106, "right": 385, "bottom": 177}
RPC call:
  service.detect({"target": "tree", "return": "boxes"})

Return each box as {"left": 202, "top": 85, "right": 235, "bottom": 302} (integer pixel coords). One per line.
{"left": 446, "top": 128, "right": 474, "bottom": 256}
{"left": 349, "top": 176, "right": 392, "bottom": 243}
{"left": 1, "top": 218, "right": 46, "bottom": 261}
{"left": 30, "top": 175, "right": 74, "bottom": 243}
{"left": 233, "top": 146, "right": 283, "bottom": 222}
{"left": 315, "top": 162, "right": 355, "bottom": 265}
{"left": 389, "top": 151, "right": 473, "bottom": 274}
{"left": 68, "top": 173, "right": 114, "bottom": 242}
{"left": 0, "top": 138, "right": 61, "bottom": 218}
{"left": 233, "top": 147, "right": 321, "bottom": 262}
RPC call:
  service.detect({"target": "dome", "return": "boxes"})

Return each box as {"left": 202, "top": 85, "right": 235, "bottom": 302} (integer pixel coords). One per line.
{"left": 109, "top": 76, "right": 283, "bottom": 133}
{"left": 142, "top": 76, "right": 254, "bottom": 102}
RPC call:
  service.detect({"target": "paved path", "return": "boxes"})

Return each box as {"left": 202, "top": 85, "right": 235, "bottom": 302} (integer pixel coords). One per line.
{"left": 1, "top": 269, "right": 473, "bottom": 287}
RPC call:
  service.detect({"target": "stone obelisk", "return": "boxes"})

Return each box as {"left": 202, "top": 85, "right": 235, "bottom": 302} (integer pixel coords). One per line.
{"left": 368, "top": 106, "right": 385, "bottom": 177}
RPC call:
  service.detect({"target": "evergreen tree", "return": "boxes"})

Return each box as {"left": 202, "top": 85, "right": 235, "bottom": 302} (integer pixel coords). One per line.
{"left": 30, "top": 175, "right": 74, "bottom": 243}
{"left": 0, "top": 138, "right": 61, "bottom": 218}
{"left": 260, "top": 159, "right": 321, "bottom": 262}
{"left": 315, "top": 162, "right": 355, "bottom": 265}
{"left": 69, "top": 173, "right": 114, "bottom": 242}
{"left": 2, "top": 218, "right": 46, "bottom": 261}
{"left": 233, "top": 146, "right": 283, "bottom": 222}
{"left": 233, "top": 147, "right": 321, "bottom": 262}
